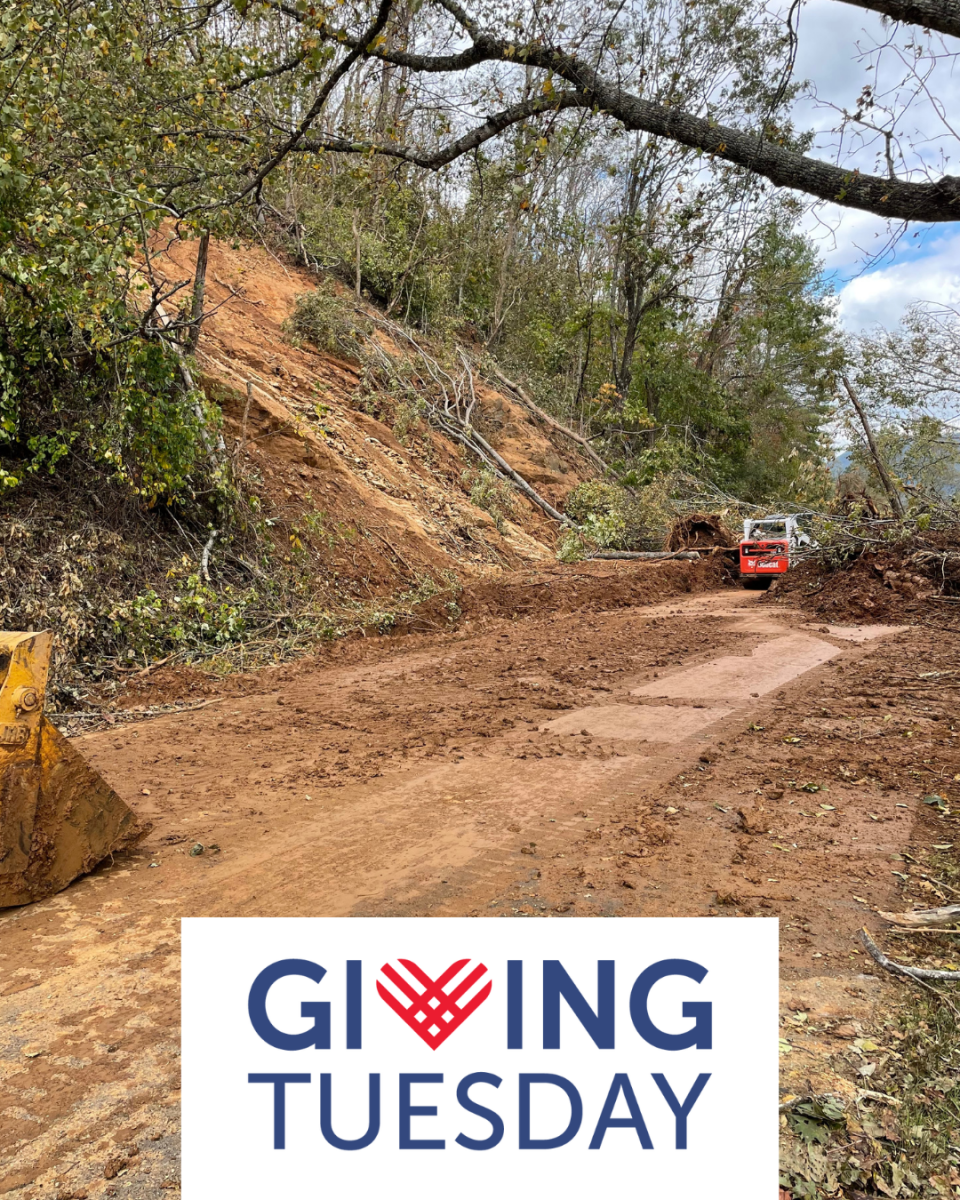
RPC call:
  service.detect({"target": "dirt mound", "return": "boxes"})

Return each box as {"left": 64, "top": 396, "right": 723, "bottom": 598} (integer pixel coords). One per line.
{"left": 768, "top": 534, "right": 960, "bottom": 623}
{"left": 93, "top": 556, "right": 726, "bottom": 713}
{"left": 419, "top": 554, "right": 726, "bottom": 625}
{"left": 666, "top": 512, "right": 735, "bottom": 551}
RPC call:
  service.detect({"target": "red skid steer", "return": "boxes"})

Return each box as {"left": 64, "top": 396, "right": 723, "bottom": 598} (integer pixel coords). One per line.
{"left": 738, "top": 515, "right": 812, "bottom": 589}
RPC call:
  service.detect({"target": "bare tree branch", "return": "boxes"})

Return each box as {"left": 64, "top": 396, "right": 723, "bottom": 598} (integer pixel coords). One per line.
{"left": 236, "top": 0, "right": 394, "bottom": 202}
{"left": 860, "top": 927, "right": 960, "bottom": 981}
{"left": 260, "top": 0, "right": 960, "bottom": 221}
{"left": 297, "top": 92, "right": 588, "bottom": 168}
{"left": 841, "top": 372, "right": 905, "bottom": 516}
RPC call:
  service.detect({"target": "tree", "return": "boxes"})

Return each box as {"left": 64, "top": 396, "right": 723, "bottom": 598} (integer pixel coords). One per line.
{"left": 843, "top": 305, "right": 960, "bottom": 502}
{"left": 3, "top": 0, "right": 944, "bottom": 505}
{"left": 274, "top": 0, "right": 960, "bottom": 222}
{"left": 613, "top": 213, "right": 838, "bottom": 497}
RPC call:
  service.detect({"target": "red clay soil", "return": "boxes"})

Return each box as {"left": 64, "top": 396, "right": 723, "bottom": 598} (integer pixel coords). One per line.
{"left": 768, "top": 538, "right": 960, "bottom": 625}
{"left": 2, "top": 582, "right": 958, "bottom": 1197}
{"left": 86, "top": 556, "right": 728, "bottom": 712}
{"left": 147, "top": 235, "right": 590, "bottom": 604}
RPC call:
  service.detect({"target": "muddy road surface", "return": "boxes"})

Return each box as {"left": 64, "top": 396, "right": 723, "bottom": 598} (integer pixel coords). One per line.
{"left": 2, "top": 584, "right": 958, "bottom": 1197}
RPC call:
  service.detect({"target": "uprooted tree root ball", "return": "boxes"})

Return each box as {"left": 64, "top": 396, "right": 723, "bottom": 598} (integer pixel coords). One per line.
{"left": 666, "top": 512, "right": 737, "bottom": 551}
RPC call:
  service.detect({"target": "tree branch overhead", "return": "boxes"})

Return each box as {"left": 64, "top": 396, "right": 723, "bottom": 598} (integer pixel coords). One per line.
{"left": 268, "top": 0, "right": 960, "bottom": 222}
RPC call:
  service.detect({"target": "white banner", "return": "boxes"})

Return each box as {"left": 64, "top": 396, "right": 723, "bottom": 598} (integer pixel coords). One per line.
{"left": 182, "top": 917, "right": 778, "bottom": 1199}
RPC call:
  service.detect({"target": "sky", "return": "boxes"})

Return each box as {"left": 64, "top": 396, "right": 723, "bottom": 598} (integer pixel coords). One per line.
{"left": 786, "top": 0, "right": 960, "bottom": 332}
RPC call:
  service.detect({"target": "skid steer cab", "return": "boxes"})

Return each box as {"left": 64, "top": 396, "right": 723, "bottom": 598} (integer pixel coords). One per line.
{"left": 0, "top": 631, "right": 141, "bottom": 907}
{"left": 739, "top": 515, "right": 811, "bottom": 590}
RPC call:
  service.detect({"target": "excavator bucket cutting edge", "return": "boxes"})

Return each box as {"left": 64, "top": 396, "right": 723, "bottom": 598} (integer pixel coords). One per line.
{"left": 0, "top": 631, "right": 142, "bottom": 907}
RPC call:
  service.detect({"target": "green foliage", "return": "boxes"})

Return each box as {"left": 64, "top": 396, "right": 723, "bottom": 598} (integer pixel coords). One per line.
{"left": 284, "top": 287, "right": 371, "bottom": 361}
{"left": 0, "top": 0, "right": 844, "bottom": 514}
{"left": 463, "top": 466, "right": 516, "bottom": 532}
{"left": 289, "top": 150, "right": 837, "bottom": 506}
{"left": 108, "top": 574, "right": 250, "bottom": 658}
{"left": 564, "top": 480, "right": 630, "bottom": 548}
{"left": 556, "top": 528, "right": 587, "bottom": 562}
{"left": 613, "top": 217, "right": 837, "bottom": 500}
{"left": 0, "top": 0, "right": 245, "bottom": 501}
{"left": 2, "top": 330, "right": 213, "bottom": 502}
{"left": 393, "top": 398, "right": 426, "bottom": 445}
{"left": 562, "top": 478, "right": 666, "bottom": 550}
{"left": 846, "top": 305, "right": 960, "bottom": 503}
{"left": 300, "top": 173, "right": 456, "bottom": 329}
{"left": 563, "top": 480, "right": 624, "bottom": 523}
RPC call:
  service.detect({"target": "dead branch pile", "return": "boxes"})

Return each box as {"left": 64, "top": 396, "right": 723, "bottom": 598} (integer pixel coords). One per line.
{"left": 770, "top": 510, "right": 960, "bottom": 620}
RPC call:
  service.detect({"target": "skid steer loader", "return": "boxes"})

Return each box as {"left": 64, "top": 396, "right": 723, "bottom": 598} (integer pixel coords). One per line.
{"left": 738, "top": 514, "right": 813, "bottom": 589}
{"left": 0, "top": 631, "right": 141, "bottom": 907}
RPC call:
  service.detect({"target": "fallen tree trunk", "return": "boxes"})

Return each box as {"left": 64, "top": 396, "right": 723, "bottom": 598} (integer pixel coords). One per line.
{"left": 486, "top": 363, "right": 612, "bottom": 479}
{"left": 358, "top": 326, "right": 575, "bottom": 528}
{"left": 877, "top": 904, "right": 960, "bottom": 928}
{"left": 466, "top": 425, "right": 574, "bottom": 526}
{"left": 587, "top": 550, "right": 701, "bottom": 561}
{"left": 841, "top": 374, "right": 904, "bottom": 518}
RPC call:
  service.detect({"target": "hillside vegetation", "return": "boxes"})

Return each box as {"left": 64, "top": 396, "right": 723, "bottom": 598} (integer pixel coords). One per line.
{"left": 3, "top": 0, "right": 960, "bottom": 683}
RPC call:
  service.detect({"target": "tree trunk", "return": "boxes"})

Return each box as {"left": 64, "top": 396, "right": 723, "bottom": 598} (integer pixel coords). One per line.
{"left": 615, "top": 291, "right": 642, "bottom": 407}
{"left": 835, "top": 0, "right": 960, "bottom": 39}
{"left": 352, "top": 211, "right": 362, "bottom": 298}
{"left": 841, "top": 373, "right": 904, "bottom": 518}
{"left": 185, "top": 230, "right": 210, "bottom": 355}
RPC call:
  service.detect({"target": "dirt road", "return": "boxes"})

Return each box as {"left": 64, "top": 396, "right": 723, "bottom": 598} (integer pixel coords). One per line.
{"left": 2, "top": 582, "right": 958, "bottom": 1197}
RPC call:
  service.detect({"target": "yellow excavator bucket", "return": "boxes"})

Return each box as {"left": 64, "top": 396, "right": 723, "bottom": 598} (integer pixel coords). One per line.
{"left": 0, "top": 631, "right": 141, "bottom": 907}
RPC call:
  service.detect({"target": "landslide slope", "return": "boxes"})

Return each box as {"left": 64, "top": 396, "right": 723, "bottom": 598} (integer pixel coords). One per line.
{"left": 160, "top": 234, "right": 590, "bottom": 598}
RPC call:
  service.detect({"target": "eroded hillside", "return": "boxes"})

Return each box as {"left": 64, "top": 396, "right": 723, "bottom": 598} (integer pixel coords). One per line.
{"left": 162, "top": 235, "right": 590, "bottom": 591}
{"left": 0, "top": 235, "right": 603, "bottom": 685}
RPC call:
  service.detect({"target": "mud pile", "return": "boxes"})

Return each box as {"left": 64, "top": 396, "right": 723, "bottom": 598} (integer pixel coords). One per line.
{"left": 96, "top": 555, "right": 726, "bottom": 712}
{"left": 769, "top": 532, "right": 960, "bottom": 622}
{"left": 415, "top": 554, "right": 727, "bottom": 626}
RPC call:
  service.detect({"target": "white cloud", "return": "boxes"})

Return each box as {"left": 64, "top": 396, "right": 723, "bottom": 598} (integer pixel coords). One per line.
{"left": 789, "top": 0, "right": 960, "bottom": 177}
{"left": 801, "top": 206, "right": 903, "bottom": 272}
{"left": 836, "top": 232, "right": 960, "bottom": 328}
{"left": 777, "top": 0, "right": 960, "bottom": 326}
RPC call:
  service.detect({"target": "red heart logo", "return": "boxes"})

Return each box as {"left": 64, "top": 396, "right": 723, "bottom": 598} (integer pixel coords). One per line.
{"left": 377, "top": 959, "right": 492, "bottom": 1049}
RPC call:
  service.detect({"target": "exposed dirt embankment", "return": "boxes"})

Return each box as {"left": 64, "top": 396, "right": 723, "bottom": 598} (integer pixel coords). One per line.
{"left": 2, "top": 235, "right": 606, "bottom": 685}
{"left": 158, "top": 235, "right": 591, "bottom": 593}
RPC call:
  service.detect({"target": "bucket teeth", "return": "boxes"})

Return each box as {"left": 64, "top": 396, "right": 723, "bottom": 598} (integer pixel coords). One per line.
{"left": 0, "top": 632, "right": 142, "bottom": 907}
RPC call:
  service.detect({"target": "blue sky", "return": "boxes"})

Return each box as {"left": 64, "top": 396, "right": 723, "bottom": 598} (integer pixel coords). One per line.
{"left": 787, "top": 0, "right": 960, "bottom": 331}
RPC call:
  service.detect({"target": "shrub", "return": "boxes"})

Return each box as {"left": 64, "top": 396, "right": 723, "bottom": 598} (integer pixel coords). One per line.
{"left": 564, "top": 480, "right": 631, "bottom": 549}
{"left": 393, "top": 398, "right": 426, "bottom": 445}
{"left": 284, "top": 288, "right": 371, "bottom": 361}
{"left": 463, "top": 466, "right": 516, "bottom": 532}
{"left": 556, "top": 528, "right": 586, "bottom": 562}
